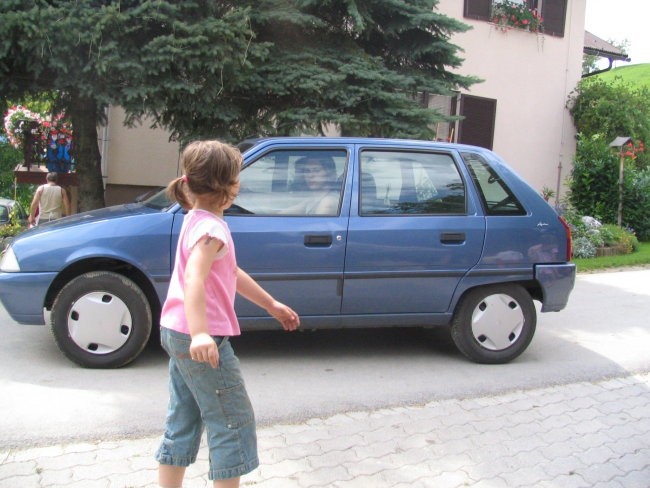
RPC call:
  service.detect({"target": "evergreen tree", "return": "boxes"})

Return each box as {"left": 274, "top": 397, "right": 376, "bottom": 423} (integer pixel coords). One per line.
{"left": 1, "top": 0, "right": 476, "bottom": 210}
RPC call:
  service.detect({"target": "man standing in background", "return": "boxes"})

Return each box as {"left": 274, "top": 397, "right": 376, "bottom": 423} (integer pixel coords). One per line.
{"left": 28, "top": 172, "right": 71, "bottom": 226}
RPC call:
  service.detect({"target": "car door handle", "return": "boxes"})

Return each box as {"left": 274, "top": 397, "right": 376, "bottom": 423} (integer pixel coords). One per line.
{"left": 440, "top": 232, "right": 465, "bottom": 244}
{"left": 304, "top": 234, "right": 333, "bottom": 247}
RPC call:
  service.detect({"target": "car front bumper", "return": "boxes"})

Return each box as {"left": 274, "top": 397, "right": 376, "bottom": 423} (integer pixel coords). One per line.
{"left": 0, "top": 271, "right": 57, "bottom": 325}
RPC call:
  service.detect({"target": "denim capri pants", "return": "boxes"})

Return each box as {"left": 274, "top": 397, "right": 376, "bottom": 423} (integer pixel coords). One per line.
{"left": 156, "top": 328, "right": 259, "bottom": 480}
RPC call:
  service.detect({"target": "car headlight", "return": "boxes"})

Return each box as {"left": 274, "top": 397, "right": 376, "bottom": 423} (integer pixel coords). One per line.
{"left": 0, "top": 245, "right": 21, "bottom": 272}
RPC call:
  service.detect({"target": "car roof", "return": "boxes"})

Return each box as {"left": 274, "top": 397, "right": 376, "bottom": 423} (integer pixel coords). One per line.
{"left": 239, "top": 136, "right": 493, "bottom": 156}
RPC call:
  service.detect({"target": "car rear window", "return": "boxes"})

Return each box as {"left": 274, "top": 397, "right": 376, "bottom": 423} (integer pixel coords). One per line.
{"left": 462, "top": 152, "right": 526, "bottom": 216}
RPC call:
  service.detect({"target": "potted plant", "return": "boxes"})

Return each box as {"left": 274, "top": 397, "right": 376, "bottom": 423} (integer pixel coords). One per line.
{"left": 541, "top": 186, "right": 555, "bottom": 202}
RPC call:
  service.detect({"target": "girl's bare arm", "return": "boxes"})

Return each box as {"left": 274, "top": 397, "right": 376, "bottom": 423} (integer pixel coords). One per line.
{"left": 236, "top": 267, "right": 300, "bottom": 331}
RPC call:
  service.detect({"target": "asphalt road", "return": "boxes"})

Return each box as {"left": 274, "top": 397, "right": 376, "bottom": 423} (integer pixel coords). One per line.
{"left": 1, "top": 268, "right": 649, "bottom": 450}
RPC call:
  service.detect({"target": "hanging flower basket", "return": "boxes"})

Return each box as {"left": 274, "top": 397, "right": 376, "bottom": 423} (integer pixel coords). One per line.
{"left": 3, "top": 105, "right": 74, "bottom": 171}
{"left": 3, "top": 105, "right": 43, "bottom": 150}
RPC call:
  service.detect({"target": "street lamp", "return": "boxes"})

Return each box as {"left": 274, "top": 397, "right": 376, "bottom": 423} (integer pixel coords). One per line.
{"left": 609, "top": 136, "right": 632, "bottom": 227}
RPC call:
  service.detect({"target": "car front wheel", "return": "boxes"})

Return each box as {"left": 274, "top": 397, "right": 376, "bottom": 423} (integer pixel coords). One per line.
{"left": 50, "top": 271, "right": 152, "bottom": 368}
{"left": 451, "top": 284, "right": 536, "bottom": 364}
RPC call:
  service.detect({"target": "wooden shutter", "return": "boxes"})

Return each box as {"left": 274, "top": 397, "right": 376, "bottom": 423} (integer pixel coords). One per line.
{"left": 542, "top": 0, "right": 567, "bottom": 37}
{"left": 457, "top": 95, "right": 497, "bottom": 150}
{"left": 464, "top": 0, "right": 492, "bottom": 21}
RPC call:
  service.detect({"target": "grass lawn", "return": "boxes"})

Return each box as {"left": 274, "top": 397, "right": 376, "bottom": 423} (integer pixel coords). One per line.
{"left": 573, "top": 241, "right": 650, "bottom": 273}
{"left": 595, "top": 63, "right": 650, "bottom": 90}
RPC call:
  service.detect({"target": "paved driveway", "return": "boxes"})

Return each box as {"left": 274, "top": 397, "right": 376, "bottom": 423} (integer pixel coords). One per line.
{"left": 0, "top": 269, "right": 649, "bottom": 450}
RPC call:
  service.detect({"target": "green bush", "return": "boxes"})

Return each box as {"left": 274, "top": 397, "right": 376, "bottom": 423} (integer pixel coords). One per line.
{"left": 621, "top": 167, "right": 650, "bottom": 241}
{"left": 599, "top": 224, "right": 623, "bottom": 246}
{"left": 568, "top": 134, "right": 618, "bottom": 222}
{"left": 568, "top": 134, "right": 650, "bottom": 241}
{"left": 572, "top": 236, "right": 596, "bottom": 259}
{"left": 0, "top": 206, "right": 27, "bottom": 241}
{"left": 0, "top": 139, "right": 35, "bottom": 210}
{"left": 567, "top": 74, "right": 650, "bottom": 241}
{"left": 568, "top": 77, "right": 650, "bottom": 169}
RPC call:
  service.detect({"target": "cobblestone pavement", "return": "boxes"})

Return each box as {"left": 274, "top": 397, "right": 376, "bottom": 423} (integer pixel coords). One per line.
{"left": 1, "top": 372, "right": 649, "bottom": 488}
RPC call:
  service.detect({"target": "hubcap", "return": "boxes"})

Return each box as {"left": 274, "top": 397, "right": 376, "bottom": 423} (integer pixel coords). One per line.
{"left": 471, "top": 293, "right": 524, "bottom": 351}
{"left": 67, "top": 292, "right": 132, "bottom": 354}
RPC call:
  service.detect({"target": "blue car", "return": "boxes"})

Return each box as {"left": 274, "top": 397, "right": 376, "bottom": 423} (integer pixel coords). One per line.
{"left": 0, "top": 138, "right": 575, "bottom": 368}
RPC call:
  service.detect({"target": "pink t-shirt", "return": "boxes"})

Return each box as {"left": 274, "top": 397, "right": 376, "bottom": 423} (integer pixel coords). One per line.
{"left": 160, "top": 209, "right": 240, "bottom": 337}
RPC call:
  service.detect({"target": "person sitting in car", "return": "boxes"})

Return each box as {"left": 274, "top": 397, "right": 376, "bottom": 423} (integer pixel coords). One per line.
{"left": 285, "top": 156, "right": 340, "bottom": 215}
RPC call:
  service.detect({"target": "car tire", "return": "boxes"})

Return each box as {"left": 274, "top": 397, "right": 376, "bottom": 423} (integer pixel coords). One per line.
{"left": 451, "top": 284, "right": 536, "bottom": 364}
{"left": 50, "top": 271, "right": 152, "bottom": 368}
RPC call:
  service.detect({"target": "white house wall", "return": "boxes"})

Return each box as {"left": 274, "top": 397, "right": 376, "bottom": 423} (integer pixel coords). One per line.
{"left": 436, "top": 0, "right": 586, "bottom": 199}
{"left": 103, "top": 106, "right": 180, "bottom": 188}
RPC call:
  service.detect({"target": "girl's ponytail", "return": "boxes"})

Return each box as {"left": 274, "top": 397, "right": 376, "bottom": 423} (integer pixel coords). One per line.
{"left": 166, "top": 176, "right": 192, "bottom": 210}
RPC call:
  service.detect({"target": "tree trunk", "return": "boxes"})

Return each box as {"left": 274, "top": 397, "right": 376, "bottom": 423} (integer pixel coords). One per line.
{"left": 68, "top": 91, "right": 105, "bottom": 212}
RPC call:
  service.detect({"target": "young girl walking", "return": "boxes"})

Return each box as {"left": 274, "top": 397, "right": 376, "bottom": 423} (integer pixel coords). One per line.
{"left": 156, "top": 140, "right": 300, "bottom": 488}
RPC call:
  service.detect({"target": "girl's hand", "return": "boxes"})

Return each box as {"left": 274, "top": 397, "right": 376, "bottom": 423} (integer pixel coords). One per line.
{"left": 189, "top": 333, "right": 219, "bottom": 368}
{"left": 267, "top": 300, "right": 301, "bottom": 331}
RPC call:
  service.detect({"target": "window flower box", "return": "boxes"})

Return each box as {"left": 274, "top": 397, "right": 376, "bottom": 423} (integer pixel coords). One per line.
{"left": 491, "top": 1, "right": 543, "bottom": 33}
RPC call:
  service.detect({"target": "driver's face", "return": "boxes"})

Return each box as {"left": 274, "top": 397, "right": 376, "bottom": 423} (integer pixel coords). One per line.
{"left": 303, "top": 161, "right": 328, "bottom": 189}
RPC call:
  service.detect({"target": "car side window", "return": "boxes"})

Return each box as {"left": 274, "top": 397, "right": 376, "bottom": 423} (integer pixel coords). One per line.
{"left": 359, "top": 150, "right": 465, "bottom": 215}
{"left": 230, "top": 149, "right": 348, "bottom": 216}
{"left": 462, "top": 152, "right": 526, "bottom": 216}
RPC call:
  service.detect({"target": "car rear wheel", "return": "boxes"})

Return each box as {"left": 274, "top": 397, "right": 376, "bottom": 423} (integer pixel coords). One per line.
{"left": 50, "top": 271, "right": 152, "bottom": 368}
{"left": 451, "top": 284, "right": 536, "bottom": 364}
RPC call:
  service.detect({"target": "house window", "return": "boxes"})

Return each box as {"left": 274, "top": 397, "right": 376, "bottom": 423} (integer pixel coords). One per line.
{"left": 463, "top": 0, "right": 492, "bottom": 21}
{"left": 456, "top": 95, "right": 497, "bottom": 150}
{"left": 428, "top": 94, "right": 456, "bottom": 141}
{"left": 463, "top": 0, "right": 567, "bottom": 37}
{"left": 538, "top": 0, "right": 567, "bottom": 37}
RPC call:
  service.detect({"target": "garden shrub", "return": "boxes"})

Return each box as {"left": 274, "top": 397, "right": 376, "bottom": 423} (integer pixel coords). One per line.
{"left": 0, "top": 139, "right": 34, "bottom": 210}
{"left": 568, "top": 135, "right": 650, "bottom": 241}
{"left": 621, "top": 168, "right": 650, "bottom": 241}
{"left": 564, "top": 211, "right": 638, "bottom": 258}
{"left": 567, "top": 75, "right": 649, "bottom": 241}
{"left": 568, "top": 77, "right": 650, "bottom": 169}
{"left": 572, "top": 236, "right": 596, "bottom": 259}
{"left": 599, "top": 224, "right": 626, "bottom": 247}
{"left": 568, "top": 134, "right": 618, "bottom": 223}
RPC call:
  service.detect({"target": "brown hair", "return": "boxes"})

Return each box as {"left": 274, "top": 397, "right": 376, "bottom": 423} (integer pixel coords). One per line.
{"left": 166, "top": 140, "right": 242, "bottom": 210}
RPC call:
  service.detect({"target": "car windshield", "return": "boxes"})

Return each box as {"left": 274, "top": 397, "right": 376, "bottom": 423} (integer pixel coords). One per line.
{"left": 140, "top": 188, "right": 175, "bottom": 211}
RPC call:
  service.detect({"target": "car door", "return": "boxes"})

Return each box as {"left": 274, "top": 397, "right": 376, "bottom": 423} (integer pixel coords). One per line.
{"left": 342, "top": 145, "right": 485, "bottom": 322}
{"left": 225, "top": 145, "right": 352, "bottom": 329}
